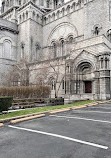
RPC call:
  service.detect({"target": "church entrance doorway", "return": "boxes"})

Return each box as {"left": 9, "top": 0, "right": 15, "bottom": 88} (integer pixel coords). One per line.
{"left": 84, "top": 81, "right": 92, "bottom": 93}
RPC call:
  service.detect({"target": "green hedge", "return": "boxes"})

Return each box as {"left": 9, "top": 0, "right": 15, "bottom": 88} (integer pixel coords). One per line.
{"left": 0, "top": 97, "right": 13, "bottom": 112}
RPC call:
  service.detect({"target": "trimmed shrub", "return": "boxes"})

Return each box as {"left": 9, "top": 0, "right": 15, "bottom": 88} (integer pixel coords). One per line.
{"left": 49, "top": 98, "right": 64, "bottom": 106}
{"left": 0, "top": 97, "right": 13, "bottom": 112}
{"left": 0, "top": 86, "right": 51, "bottom": 99}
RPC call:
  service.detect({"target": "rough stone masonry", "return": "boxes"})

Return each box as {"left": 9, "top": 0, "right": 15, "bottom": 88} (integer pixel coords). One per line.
{"left": 0, "top": 0, "right": 111, "bottom": 100}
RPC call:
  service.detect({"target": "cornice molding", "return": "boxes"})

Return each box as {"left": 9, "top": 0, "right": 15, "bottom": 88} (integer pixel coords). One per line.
{"left": 0, "top": 6, "right": 19, "bottom": 18}
{"left": 0, "top": 25, "right": 19, "bottom": 34}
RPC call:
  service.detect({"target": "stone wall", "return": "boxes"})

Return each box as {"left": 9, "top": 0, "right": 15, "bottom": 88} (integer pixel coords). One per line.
{"left": 0, "top": 18, "right": 18, "bottom": 85}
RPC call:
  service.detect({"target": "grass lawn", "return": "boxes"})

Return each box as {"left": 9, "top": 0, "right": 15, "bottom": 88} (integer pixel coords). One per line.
{"left": 0, "top": 100, "right": 96, "bottom": 120}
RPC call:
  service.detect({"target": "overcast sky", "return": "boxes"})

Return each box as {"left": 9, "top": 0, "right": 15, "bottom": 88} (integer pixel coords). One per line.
{"left": 0, "top": 0, "right": 70, "bottom": 7}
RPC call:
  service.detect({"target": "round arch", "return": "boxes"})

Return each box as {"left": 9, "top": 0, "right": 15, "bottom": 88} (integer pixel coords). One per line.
{"left": 47, "top": 22, "right": 78, "bottom": 46}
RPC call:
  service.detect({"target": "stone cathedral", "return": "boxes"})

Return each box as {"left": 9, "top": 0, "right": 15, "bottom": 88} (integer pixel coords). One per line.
{"left": 0, "top": 0, "right": 111, "bottom": 101}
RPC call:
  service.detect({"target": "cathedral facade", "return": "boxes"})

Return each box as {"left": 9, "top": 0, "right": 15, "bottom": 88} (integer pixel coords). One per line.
{"left": 0, "top": 0, "right": 111, "bottom": 100}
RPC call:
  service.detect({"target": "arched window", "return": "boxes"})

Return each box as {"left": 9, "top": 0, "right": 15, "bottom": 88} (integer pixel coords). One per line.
{"left": 60, "top": 40, "right": 65, "bottom": 56}
{"left": 10, "top": 0, "right": 13, "bottom": 6}
{"left": 23, "top": 0, "right": 26, "bottom": 4}
{"left": 94, "top": 27, "right": 99, "bottom": 35}
{"left": 69, "top": 36, "right": 73, "bottom": 43}
{"left": 47, "top": 0, "right": 50, "bottom": 8}
{"left": 44, "top": 17, "right": 47, "bottom": 24}
{"left": 66, "top": 64, "right": 70, "bottom": 73}
{"left": 51, "top": 80, "right": 55, "bottom": 90}
{"left": 54, "top": 0, "right": 58, "bottom": 8}
{"left": 61, "top": 8, "right": 65, "bottom": 16}
{"left": 1, "top": 2, "right": 5, "bottom": 13}
{"left": 105, "top": 57, "right": 109, "bottom": 69}
{"left": 20, "top": 42, "right": 25, "bottom": 59}
{"left": 6, "top": 0, "right": 9, "bottom": 7}
{"left": 12, "top": 73, "right": 21, "bottom": 86}
{"left": 3, "top": 40, "right": 12, "bottom": 59}
{"left": 35, "top": 43, "right": 40, "bottom": 60}
{"left": 100, "top": 58, "right": 104, "bottom": 69}
{"left": 52, "top": 13, "right": 55, "bottom": 20}
{"left": 33, "top": 11, "right": 35, "bottom": 19}
{"left": 23, "top": 13, "right": 25, "bottom": 21}
{"left": 26, "top": 11, "right": 28, "bottom": 19}
{"left": 107, "top": 29, "right": 111, "bottom": 41}
{"left": 19, "top": 0, "right": 21, "bottom": 5}
{"left": 93, "top": 25, "right": 101, "bottom": 36}
{"left": 66, "top": 5, "right": 70, "bottom": 14}
{"left": 36, "top": 14, "right": 39, "bottom": 22}
{"left": 52, "top": 42, "right": 57, "bottom": 58}
{"left": 19, "top": 15, "right": 22, "bottom": 23}
{"left": 62, "top": 80, "right": 65, "bottom": 90}
{"left": 56, "top": 10, "right": 60, "bottom": 19}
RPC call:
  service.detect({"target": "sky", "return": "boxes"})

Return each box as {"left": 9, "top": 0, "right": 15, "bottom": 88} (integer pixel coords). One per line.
{"left": 0, "top": 0, "right": 70, "bottom": 7}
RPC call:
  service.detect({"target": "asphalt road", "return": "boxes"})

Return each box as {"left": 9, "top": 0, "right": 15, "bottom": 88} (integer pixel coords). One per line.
{"left": 1, "top": 102, "right": 111, "bottom": 158}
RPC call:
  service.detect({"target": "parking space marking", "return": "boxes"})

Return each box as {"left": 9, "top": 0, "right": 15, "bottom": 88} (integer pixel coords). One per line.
{"left": 87, "top": 107, "right": 111, "bottom": 110}
{"left": 72, "top": 110, "right": 111, "bottom": 114}
{"left": 8, "top": 125, "right": 108, "bottom": 150}
{"left": 50, "top": 115, "right": 111, "bottom": 124}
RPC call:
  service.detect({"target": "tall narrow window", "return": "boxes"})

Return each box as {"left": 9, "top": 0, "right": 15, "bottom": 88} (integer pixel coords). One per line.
{"left": 52, "top": 42, "right": 57, "bottom": 58}
{"left": 19, "top": 0, "right": 21, "bottom": 5}
{"left": 21, "top": 42, "right": 25, "bottom": 59}
{"left": 66, "top": 64, "right": 70, "bottom": 73}
{"left": 69, "top": 36, "right": 73, "bottom": 43}
{"left": 76, "top": 81, "right": 80, "bottom": 94}
{"left": 94, "top": 27, "right": 99, "bottom": 36}
{"left": 74, "top": 82, "right": 77, "bottom": 94}
{"left": 47, "top": 0, "right": 50, "bottom": 8}
{"left": 35, "top": 44, "right": 40, "bottom": 61}
{"left": 26, "top": 11, "right": 28, "bottom": 19}
{"left": 101, "top": 58, "right": 104, "bottom": 69}
{"left": 19, "top": 15, "right": 22, "bottom": 23}
{"left": 51, "top": 80, "right": 55, "bottom": 90}
{"left": 109, "top": 1, "right": 111, "bottom": 21}
{"left": 62, "top": 80, "right": 64, "bottom": 89}
{"left": 60, "top": 40, "right": 65, "bottom": 56}
{"left": 3, "top": 40, "right": 12, "bottom": 59}
{"left": 1, "top": 2, "right": 5, "bottom": 13}
{"left": 105, "top": 57, "right": 109, "bottom": 69}
{"left": 54, "top": 0, "right": 58, "bottom": 8}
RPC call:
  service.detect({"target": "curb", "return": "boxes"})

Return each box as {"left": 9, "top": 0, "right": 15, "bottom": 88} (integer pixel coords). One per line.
{"left": 71, "top": 105, "right": 87, "bottom": 110}
{"left": 49, "top": 108, "right": 70, "bottom": 114}
{"left": 0, "top": 100, "right": 111, "bottom": 124}
{"left": 86, "top": 103, "right": 98, "bottom": 107}
{"left": 0, "top": 110, "right": 52, "bottom": 123}
{"left": 10, "top": 114, "right": 45, "bottom": 124}
{"left": 0, "top": 123, "right": 4, "bottom": 127}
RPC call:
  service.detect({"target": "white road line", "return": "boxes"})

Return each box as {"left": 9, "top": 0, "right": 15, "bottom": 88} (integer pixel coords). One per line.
{"left": 8, "top": 125, "right": 108, "bottom": 150}
{"left": 88, "top": 107, "right": 111, "bottom": 110}
{"left": 50, "top": 115, "right": 111, "bottom": 124}
{"left": 73, "top": 110, "right": 111, "bottom": 114}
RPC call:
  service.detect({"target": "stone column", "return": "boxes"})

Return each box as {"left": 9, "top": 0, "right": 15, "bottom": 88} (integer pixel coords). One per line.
{"left": 99, "top": 70, "right": 110, "bottom": 100}
{"left": 99, "top": 55, "right": 110, "bottom": 100}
